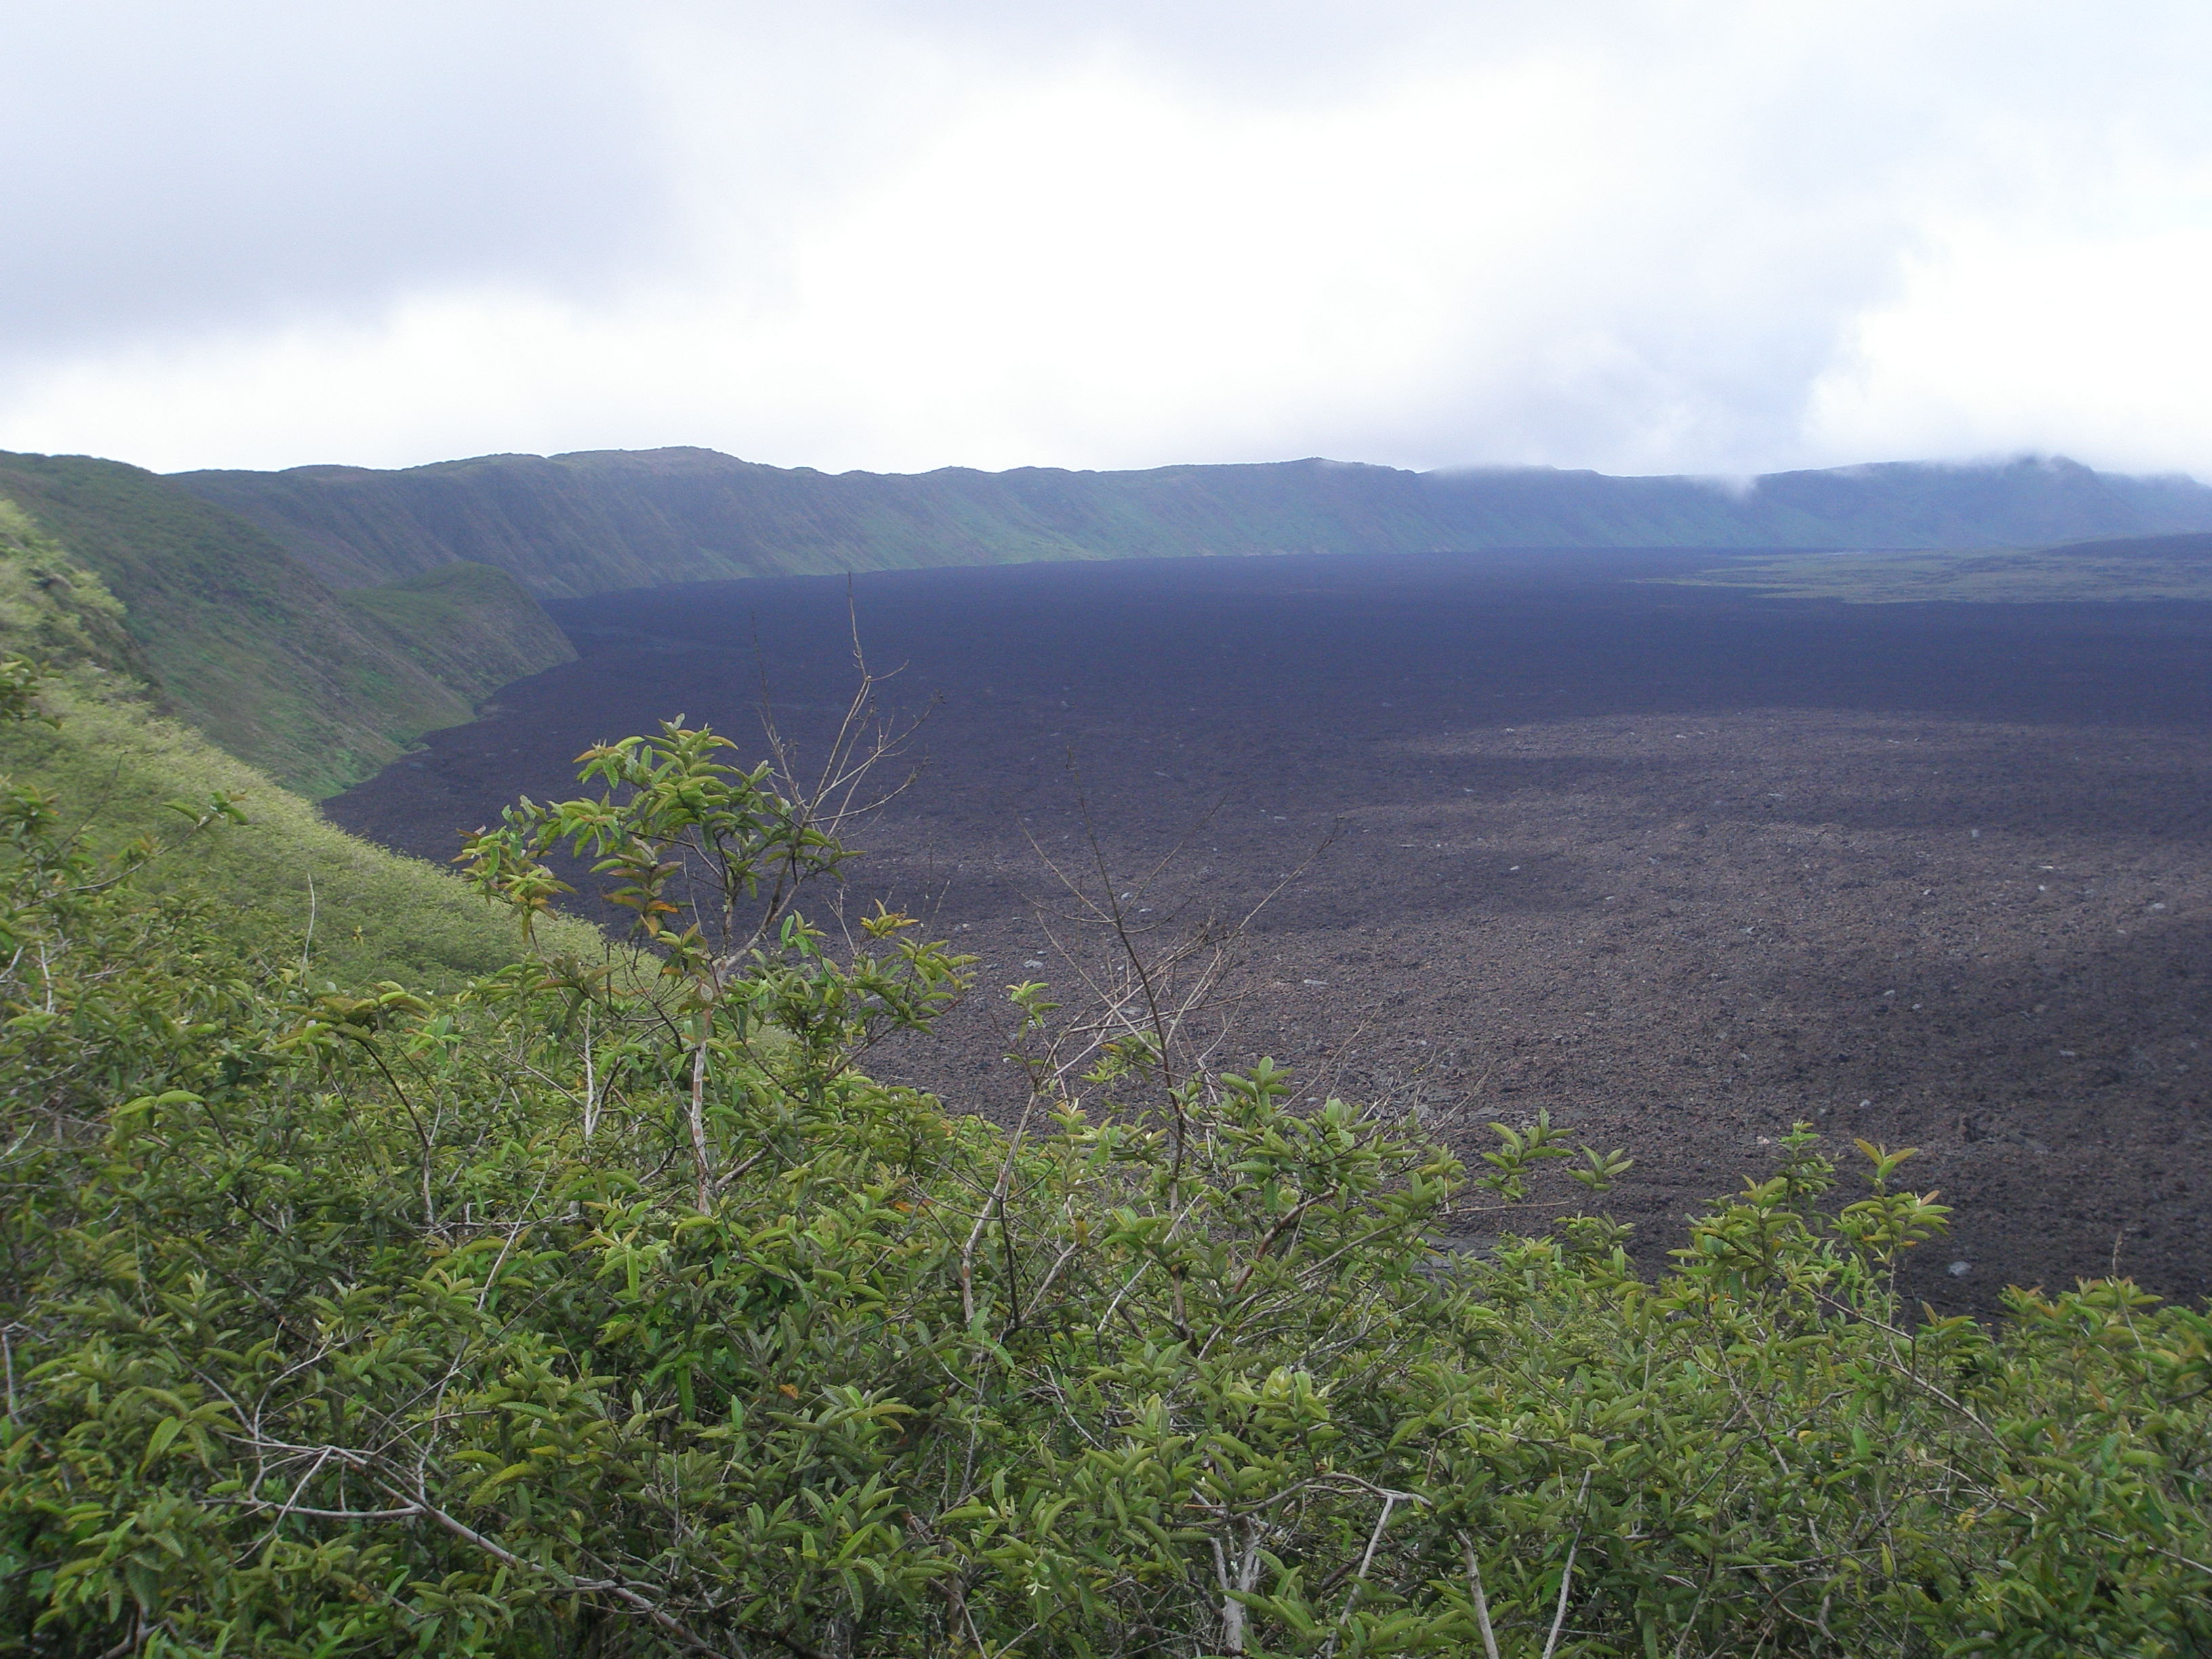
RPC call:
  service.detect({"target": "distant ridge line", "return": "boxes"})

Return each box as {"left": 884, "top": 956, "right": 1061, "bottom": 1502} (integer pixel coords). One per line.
{"left": 169, "top": 448, "right": 2212, "bottom": 599}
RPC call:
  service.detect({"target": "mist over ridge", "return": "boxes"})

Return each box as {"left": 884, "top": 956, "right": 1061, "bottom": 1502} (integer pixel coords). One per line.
{"left": 173, "top": 447, "right": 2212, "bottom": 599}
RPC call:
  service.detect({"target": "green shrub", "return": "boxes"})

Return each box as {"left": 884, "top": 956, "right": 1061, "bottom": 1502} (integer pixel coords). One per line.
{"left": 1, "top": 703, "right": 2205, "bottom": 1657}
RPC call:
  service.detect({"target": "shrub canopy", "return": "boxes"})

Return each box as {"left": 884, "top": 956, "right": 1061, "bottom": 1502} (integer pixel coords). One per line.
{"left": 3, "top": 682, "right": 2207, "bottom": 1658}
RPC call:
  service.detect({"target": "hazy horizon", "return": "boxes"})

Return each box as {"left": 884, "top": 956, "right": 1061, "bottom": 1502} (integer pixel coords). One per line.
{"left": 7, "top": 4, "right": 2212, "bottom": 482}
{"left": 151, "top": 445, "right": 2206, "bottom": 490}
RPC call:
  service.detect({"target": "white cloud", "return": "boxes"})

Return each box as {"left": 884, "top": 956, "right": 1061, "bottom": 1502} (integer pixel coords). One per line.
{"left": 4, "top": 2, "right": 2212, "bottom": 478}
{"left": 0, "top": 2, "right": 668, "bottom": 358}
{"left": 1807, "top": 135, "right": 2212, "bottom": 474}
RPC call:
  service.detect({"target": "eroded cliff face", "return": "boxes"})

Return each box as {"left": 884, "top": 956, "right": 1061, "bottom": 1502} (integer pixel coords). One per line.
{"left": 171, "top": 447, "right": 2212, "bottom": 599}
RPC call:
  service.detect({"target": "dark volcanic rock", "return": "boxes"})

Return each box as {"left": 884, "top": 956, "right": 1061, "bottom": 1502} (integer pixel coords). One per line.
{"left": 327, "top": 547, "right": 2212, "bottom": 1314}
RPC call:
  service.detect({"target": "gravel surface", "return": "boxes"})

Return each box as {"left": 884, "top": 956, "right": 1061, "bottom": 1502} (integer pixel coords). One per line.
{"left": 327, "top": 548, "right": 2212, "bottom": 1313}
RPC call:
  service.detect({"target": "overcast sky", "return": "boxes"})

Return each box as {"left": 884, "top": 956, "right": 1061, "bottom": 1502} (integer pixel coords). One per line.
{"left": 4, "top": 1, "right": 2211, "bottom": 480}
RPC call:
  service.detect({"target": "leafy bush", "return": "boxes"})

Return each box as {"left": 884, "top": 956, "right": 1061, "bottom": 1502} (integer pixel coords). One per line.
{"left": 2, "top": 699, "right": 2207, "bottom": 1657}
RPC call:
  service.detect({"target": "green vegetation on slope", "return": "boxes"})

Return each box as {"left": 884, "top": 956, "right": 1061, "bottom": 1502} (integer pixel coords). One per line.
{"left": 2, "top": 716, "right": 2206, "bottom": 1656}
{"left": 0, "top": 670, "right": 602, "bottom": 991}
{"left": 336, "top": 558, "right": 577, "bottom": 702}
{"left": 0, "top": 451, "right": 573, "bottom": 795}
{"left": 1672, "top": 531, "right": 2212, "bottom": 604}
{"left": 175, "top": 446, "right": 2212, "bottom": 598}
{"left": 0, "top": 520, "right": 599, "bottom": 989}
{"left": 0, "top": 497, "right": 152, "bottom": 680}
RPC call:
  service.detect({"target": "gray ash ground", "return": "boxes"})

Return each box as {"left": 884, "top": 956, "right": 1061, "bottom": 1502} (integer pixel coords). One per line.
{"left": 329, "top": 548, "right": 2212, "bottom": 1315}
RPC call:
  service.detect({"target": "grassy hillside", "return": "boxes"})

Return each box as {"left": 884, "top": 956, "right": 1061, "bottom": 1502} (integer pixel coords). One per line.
{"left": 0, "top": 670, "right": 604, "bottom": 990}
{"left": 336, "top": 558, "right": 576, "bottom": 703}
{"left": 173, "top": 447, "right": 2212, "bottom": 598}
{"left": 0, "top": 451, "right": 573, "bottom": 795}
{"left": 0, "top": 497, "right": 150, "bottom": 680}
{"left": 0, "top": 498, "right": 600, "bottom": 989}
{"left": 1671, "top": 530, "right": 2212, "bottom": 604}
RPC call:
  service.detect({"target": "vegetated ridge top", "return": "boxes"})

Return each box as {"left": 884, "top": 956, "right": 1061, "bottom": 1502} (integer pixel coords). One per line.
{"left": 172, "top": 447, "right": 2212, "bottom": 598}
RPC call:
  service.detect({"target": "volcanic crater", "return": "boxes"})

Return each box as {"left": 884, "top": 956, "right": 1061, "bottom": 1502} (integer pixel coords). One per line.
{"left": 327, "top": 547, "right": 2212, "bottom": 1313}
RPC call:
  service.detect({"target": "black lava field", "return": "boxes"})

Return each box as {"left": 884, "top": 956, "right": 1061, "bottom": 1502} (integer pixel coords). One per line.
{"left": 328, "top": 548, "right": 2212, "bottom": 1313}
